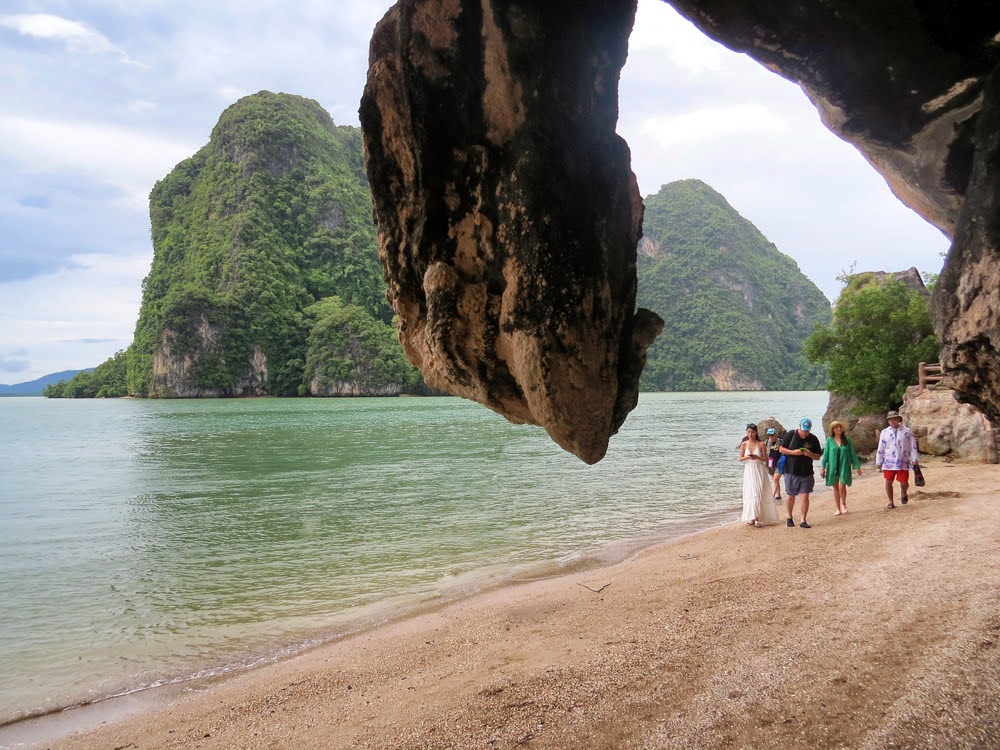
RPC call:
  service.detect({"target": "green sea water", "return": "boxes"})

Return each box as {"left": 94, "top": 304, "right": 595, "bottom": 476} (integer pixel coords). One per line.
{"left": 0, "top": 391, "right": 827, "bottom": 725}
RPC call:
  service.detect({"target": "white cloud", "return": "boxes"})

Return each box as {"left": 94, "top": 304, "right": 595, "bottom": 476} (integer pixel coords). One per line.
{"left": 126, "top": 99, "right": 158, "bottom": 114}
{"left": 217, "top": 85, "right": 249, "bottom": 103}
{"left": 628, "top": 1, "right": 729, "bottom": 73}
{"left": 0, "top": 115, "right": 197, "bottom": 211}
{"left": 0, "top": 13, "right": 144, "bottom": 66}
{"left": 0, "top": 253, "right": 149, "bottom": 379}
{"left": 638, "top": 104, "right": 790, "bottom": 149}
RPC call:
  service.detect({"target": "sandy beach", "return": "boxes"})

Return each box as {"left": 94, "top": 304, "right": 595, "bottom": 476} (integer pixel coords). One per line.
{"left": 17, "top": 458, "right": 1000, "bottom": 749}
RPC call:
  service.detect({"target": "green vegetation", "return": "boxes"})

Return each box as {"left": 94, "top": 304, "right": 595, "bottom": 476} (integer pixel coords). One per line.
{"left": 55, "top": 91, "right": 416, "bottom": 399}
{"left": 44, "top": 350, "right": 128, "bottom": 398}
{"left": 804, "top": 274, "right": 939, "bottom": 411}
{"left": 636, "top": 179, "right": 831, "bottom": 391}
{"left": 303, "top": 297, "right": 419, "bottom": 395}
{"left": 129, "top": 91, "right": 392, "bottom": 397}
{"left": 53, "top": 121, "right": 835, "bottom": 399}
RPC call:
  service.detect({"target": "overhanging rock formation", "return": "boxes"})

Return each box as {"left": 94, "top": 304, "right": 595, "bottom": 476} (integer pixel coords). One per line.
{"left": 360, "top": 0, "right": 663, "bottom": 464}
{"left": 361, "top": 0, "right": 1000, "bottom": 458}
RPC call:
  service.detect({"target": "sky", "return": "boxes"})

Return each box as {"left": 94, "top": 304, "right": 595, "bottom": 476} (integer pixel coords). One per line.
{"left": 0, "top": 0, "right": 950, "bottom": 383}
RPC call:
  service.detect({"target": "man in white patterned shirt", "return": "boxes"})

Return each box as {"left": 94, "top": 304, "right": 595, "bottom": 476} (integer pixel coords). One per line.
{"left": 875, "top": 410, "right": 920, "bottom": 509}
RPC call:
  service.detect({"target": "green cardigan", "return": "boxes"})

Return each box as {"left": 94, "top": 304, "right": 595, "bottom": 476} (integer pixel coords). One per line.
{"left": 821, "top": 435, "right": 862, "bottom": 486}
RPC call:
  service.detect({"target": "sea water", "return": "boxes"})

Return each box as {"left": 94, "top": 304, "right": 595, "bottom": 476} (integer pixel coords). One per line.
{"left": 0, "top": 391, "right": 827, "bottom": 725}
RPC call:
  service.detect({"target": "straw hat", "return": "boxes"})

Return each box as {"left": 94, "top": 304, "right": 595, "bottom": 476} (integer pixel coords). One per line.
{"left": 829, "top": 420, "right": 846, "bottom": 432}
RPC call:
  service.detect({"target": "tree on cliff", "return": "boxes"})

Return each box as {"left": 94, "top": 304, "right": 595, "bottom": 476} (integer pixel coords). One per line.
{"left": 302, "top": 297, "right": 418, "bottom": 396}
{"left": 636, "top": 179, "right": 831, "bottom": 391}
{"left": 804, "top": 274, "right": 939, "bottom": 411}
{"left": 44, "top": 350, "right": 128, "bottom": 398}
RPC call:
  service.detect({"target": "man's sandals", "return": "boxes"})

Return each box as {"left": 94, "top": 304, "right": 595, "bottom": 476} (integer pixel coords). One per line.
{"left": 886, "top": 494, "right": 909, "bottom": 510}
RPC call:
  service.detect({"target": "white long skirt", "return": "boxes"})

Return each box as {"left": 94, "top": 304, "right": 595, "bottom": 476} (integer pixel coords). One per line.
{"left": 741, "top": 459, "right": 779, "bottom": 525}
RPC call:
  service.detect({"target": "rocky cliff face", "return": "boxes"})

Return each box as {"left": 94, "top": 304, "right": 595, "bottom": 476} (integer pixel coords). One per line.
{"left": 360, "top": 1, "right": 662, "bottom": 464}
{"left": 822, "top": 392, "right": 885, "bottom": 456}
{"left": 637, "top": 179, "right": 830, "bottom": 391}
{"left": 824, "top": 385, "right": 993, "bottom": 460}
{"left": 707, "top": 363, "right": 763, "bottom": 391}
{"left": 900, "top": 385, "right": 993, "bottom": 460}
{"left": 309, "top": 376, "right": 401, "bottom": 397}
{"left": 361, "top": 0, "right": 1000, "bottom": 461}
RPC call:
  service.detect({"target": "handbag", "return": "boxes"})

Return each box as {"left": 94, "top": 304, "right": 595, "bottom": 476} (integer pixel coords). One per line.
{"left": 776, "top": 455, "right": 787, "bottom": 474}
{"left": 913, "top": 464, "right": 926, "bottom": 487}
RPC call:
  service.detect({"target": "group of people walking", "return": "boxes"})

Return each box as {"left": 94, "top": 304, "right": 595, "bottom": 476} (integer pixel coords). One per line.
{"left": 740, "top": 411, "right": 920, "bottom": 528}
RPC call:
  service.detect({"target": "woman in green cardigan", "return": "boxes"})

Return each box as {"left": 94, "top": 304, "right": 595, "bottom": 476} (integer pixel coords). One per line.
{"left": 820, "top": 421, "right": 863, "bottom": 515}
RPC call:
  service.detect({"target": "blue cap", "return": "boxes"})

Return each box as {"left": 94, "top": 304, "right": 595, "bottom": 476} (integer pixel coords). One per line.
{"left": 800, "top": 418, "right": 812, "bottom": 430}
{"left": 766, "top": 427, "right": 776, "bottom": 435}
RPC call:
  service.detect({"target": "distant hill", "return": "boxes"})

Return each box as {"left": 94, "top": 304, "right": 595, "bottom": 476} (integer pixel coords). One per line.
{"left": 0, "top": 370, "right": 91, "bottom": 396}
{"left": 118, "top": 90, "right": 418, "bottom": 398}
{"left": 636, "top": 179, "right": 831, "bottom": 391}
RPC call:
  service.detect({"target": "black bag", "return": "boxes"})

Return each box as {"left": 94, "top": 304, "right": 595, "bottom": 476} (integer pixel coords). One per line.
{"left": 913, "top": 464, "right": 926, "bottom": 487}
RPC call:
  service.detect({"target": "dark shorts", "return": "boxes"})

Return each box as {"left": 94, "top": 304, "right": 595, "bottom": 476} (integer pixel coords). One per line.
{"left": 785, "top": 473, "right": 815, "bottom": 497}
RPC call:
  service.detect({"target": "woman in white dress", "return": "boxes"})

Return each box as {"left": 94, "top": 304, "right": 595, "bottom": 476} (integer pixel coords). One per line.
{"left": 740, "top": 424, "right": 779, "bottom": 527}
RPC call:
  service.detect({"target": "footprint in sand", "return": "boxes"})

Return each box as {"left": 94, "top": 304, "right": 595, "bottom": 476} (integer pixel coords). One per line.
{"left": 914, "top": 490, "right": 962, "bottom": 499}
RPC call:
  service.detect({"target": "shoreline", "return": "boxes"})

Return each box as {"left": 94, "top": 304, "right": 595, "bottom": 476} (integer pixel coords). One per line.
{"left": 0, "top": 503, "right": 745, "bottom": 748}
{"left": 9, "top": 458, "right": 1000, "bottom": 749}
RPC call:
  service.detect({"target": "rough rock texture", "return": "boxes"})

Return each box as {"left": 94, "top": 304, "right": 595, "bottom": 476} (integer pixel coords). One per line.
{"left": 669, "top": 2, "right": 999, "bottom": 238}
{"left": 860, "top": 267, "right": 928, "bottom": 294}
{"left": 360, "top": 1, "right": 1000, "bottom": 459}
{"left": 756, "top": 417, "right": 786, "bottom": 439}
{"left": 668, "top": 0, "right": 1000, "bottom": 440}
{"left": 824, "top": 385, "right": 992, "bottom": 459}
{"left": 900, "top": 384, "right": 992, "bottom": 460}
{"left": 707, "top": 362, "right": 763, "bottom": 391}
{"left": 151, "top": 323, "right": 268, "bottom": 398}
{"left": 933, "top": 67, "right": 1000, "bottom": 424}
{"left": 309, "top": 377, "right": 402, "bottom": 397}
{"left": 822, "top": 392, "right": 886, "bottom": 456}
{"left": 360, "top": 0, "right": 663, "bottom": 463}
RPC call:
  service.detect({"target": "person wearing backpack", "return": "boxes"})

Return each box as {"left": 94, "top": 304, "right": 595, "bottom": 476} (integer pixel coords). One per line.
{"left": 764, "top": 427, "right": 783, "bottom": 502}
{"left": 779, "top": 418, "right": 823, "bottom": 528}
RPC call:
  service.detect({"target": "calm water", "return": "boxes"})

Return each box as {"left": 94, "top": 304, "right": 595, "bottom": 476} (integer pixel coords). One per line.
{"left": 0, "top": 392, "right": 827, "bottom": 724}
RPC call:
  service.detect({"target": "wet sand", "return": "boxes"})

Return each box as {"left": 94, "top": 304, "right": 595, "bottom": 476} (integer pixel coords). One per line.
{"left": 23, "top": 459, "right": 1000, "bottom": 749}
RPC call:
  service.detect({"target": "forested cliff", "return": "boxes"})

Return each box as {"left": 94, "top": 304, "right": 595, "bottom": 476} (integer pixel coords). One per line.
{"left": 636, "top": 180, "right": 831, "bottom": 391}
{"left": 126, "top": 91, "right": 415, "bottom": 397}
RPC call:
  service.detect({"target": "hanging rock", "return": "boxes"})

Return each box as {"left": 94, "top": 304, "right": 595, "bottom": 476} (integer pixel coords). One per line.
{"left": 360, "top": 0, "right": 662, "bottom": 463}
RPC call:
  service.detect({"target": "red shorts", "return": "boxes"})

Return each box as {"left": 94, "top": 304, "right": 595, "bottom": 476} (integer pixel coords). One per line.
{"left": 883, "top": 470, "right": 910, "bottom": 483}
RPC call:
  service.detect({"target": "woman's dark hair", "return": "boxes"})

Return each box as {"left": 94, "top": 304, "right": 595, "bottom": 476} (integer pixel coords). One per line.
{"left": 746, "top": 423, "right": 759, "bottom": 437}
